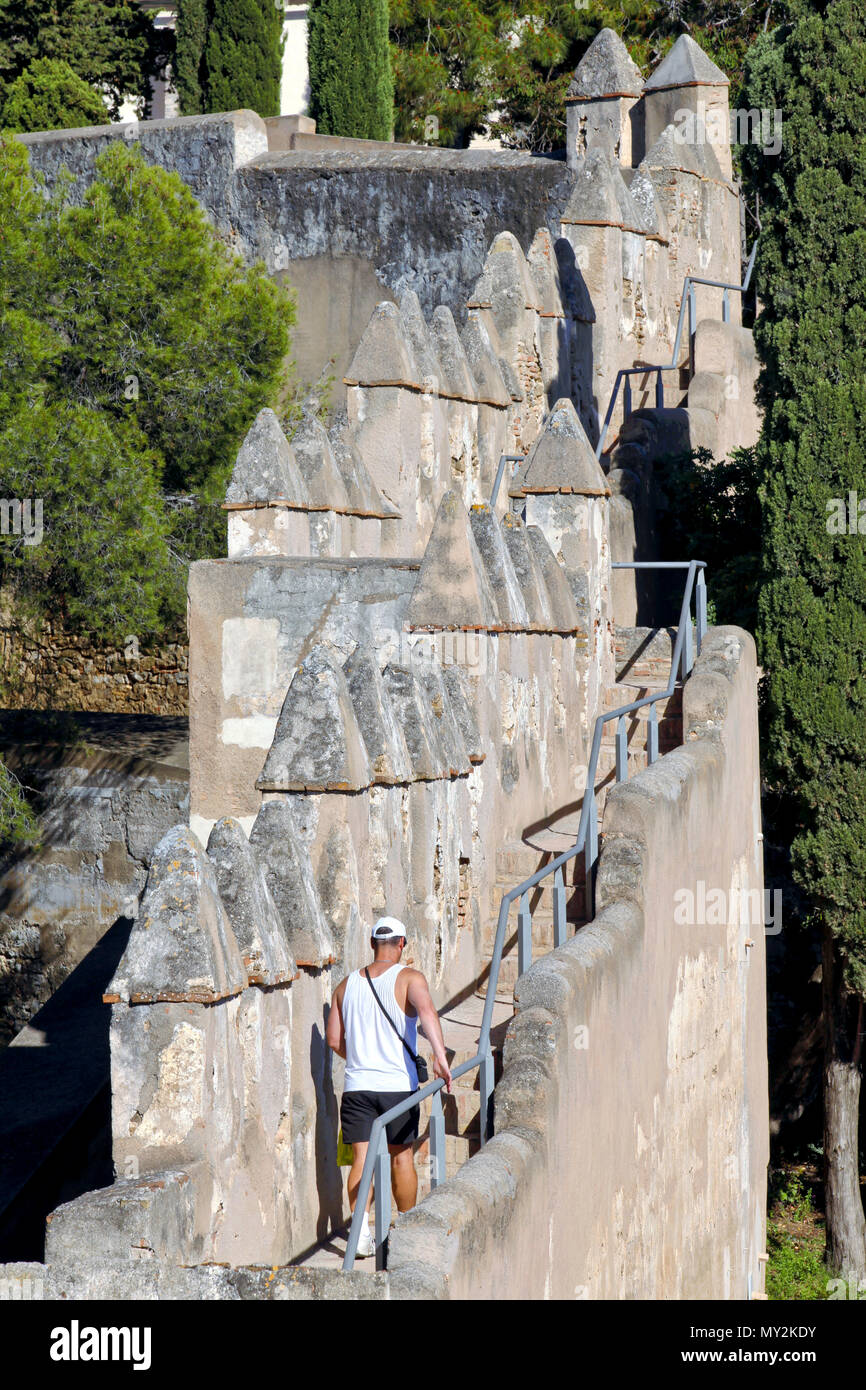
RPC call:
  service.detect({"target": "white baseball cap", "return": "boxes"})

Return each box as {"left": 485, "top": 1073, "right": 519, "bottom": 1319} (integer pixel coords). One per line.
{"left": 371, "top": 916, "right": 408, "bottom": 941}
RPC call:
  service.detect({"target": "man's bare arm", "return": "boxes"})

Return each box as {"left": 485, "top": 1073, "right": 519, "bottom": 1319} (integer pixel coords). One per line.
{"left": 407, "top": 972, "right": 452, "bottom": 1093}
{"left": 325, "top": 978, "right": 347, "bottom": 1059}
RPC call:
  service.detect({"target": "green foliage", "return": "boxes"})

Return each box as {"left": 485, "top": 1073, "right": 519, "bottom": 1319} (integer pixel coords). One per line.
{"left": 0, "top": 57, "right": 107, "bottom": 133}
{"left": 176, "top": 0, "right": 283, "bottom": 118}
{"left": 174, "top": 0, "right": 208, "bottom": 116}
{"left": 0, "top": 134, "right": 296, "bottom": 643}
{"left": 655, "top": 445, "right": 761, "bottom": 633}
{"left": 0, "top": 759, "right": 40, "bottom": 849}
{"left": 308, "top": 0, "right": 394, "bottom": 140}
{"left": 388, "top": 2, "right": 798, "bottom": 151}
{"left": 204, "top": 0, "right": 283, "bottom": 118}
{"left": 740, "top": 0, "right": 866, "bottom": 995}
{"left": 0, "top": 0, "right": 160, "bottom": 119}
{"left": 766, "top": 1167, "right": 829, "bottom": 1300}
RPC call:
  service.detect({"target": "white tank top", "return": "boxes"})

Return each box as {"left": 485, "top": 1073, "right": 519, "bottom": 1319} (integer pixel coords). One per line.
{"left": 342, "top": 964, "right": 418, "bottom": 1092}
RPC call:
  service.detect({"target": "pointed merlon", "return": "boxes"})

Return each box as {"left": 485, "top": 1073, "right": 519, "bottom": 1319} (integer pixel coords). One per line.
{"left": 400, "top": 290, "right": 444, "bottom": 392}
{"left": 257, "top": 645, "right": 372, "bottom": 792}
{"left": 382, "top": 664, "right": 449, "bottom": 780}
{"left": 639, "top": 123, "right": 724, "bottom": 183}
{"left": 566, "top": 28, "right": 643, "bottom": 101}
{"left": 225, "top": 408, "right": 311, "bottom": 509}
{"left": 105, "top": 825, "right": 247, "bottom": 1006}
{"left": 328, "top": 410, "right": 401, "bottom": 518}
{"left": 414, "top": 663, "right": 470, "bottom": 777}
{"left": 628, "top": 164, "right": 669, "bottom": 242}
{"left": 250, "top": 800, "right": 335, "bottom": 968}
{"left": 500, "top": 511, "right": 554, "bottom": 628}
{"left": 526, "top": 526, "right": 582, "bottom": 631}
{"left": 442, "top": 666, "right": 485, "bottom": 764}
{"left": 645, "top": 34, "right": 729, "bottom": 92}
{"left": 206, "top": 817, "right": 298, "bottom": 986}
{"left": 290, "top": 411, "right": 350, "bottom": 512}
{"left": 469, "top": 503, "right": 531, "bottom": 628}
{"left": 562, "top": 148, "right": 647, "bottom": 232}
{"left": 344, "top": 300, "right": 423, "bottom": 391}
{"left": 555, "top": 239, "right": 596, "bottom": 324}
{"left": 343, "top": 645, "right": 413, "bottom": 785}
{"left": 430, "top": 305, "right": 480, "bottom": 403}
{"left": 407, "top": 490, "right": 500, "bottom": 631}
{"left": 528, "top": 228, "right": 566, "bottom": 318}
{"left": 460, "top": 315, "right": 512, "bottom": 408}
{"left": 514, "top": 399, "right": 610, "bottom": 497}
{"left": 467, "top": 231, "right": 539, "bottom": 317}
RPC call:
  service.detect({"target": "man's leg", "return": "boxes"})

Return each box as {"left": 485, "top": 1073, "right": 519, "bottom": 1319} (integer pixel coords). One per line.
{"left": 348, "top": 1142, "right": 374, "bottom": 1213}
{"left": 388, "top": 1143, "right": 417, "bottom": 1212}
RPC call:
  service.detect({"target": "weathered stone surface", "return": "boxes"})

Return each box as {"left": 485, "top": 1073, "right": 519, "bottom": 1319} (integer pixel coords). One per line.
{"left": 249, "top": 800, "right": 335, "bottom": 967}
{"left": 639, "top": 122, "right": 724, "bottom": 183}
{"left": 407, "top": 491, "right": 500, "bottom": 630}
{"left": 0, "top": 1256, "right": 389, "bottom": 1301}
{"left": 526, "top": 526, "right": 581, "bottom": 630}
{"left": 328, "top": 410, "right": 400, "bottom": 518}
{"left": 206, "top": 817, "right": 297, "bottom": 985}
{"left": 527, "top": 227, "right": 565, "bottom": 317}
{"left": 566, "top": 27, "right": 643, "bottom": 100}
{"left": 628, "top": 165, "right": 668, "bottom": 241}
{"left": 644, "top": 32, "right": 729, "bottom": 91}
{"left": 343, "top": 645, "right": 413, "bottom": 784}
{"left": 258, "top": 645, "right": 372, "bottom": 792}
{"left": 515, "top": 398, "right": 609, "bottom": 496}
{"left": 105, "top": 825, "right": 246, "bottom": 1005}
{"left": 382, "top": 665, "right": 447, "bottom": 780}
{"left": 460, "top": 315, "right": 511, "bottom": 408}
{"left": 414, "top": 663, "right": 470, "bottom": 777}
{"left": 226, "top": 408, "right": 311, "bottom": 508}
{"left": 399, "top": 290, "right": 443, "bottom": 390}
{"left": 500, "top": 512, "right": 553, "bottom": 627}
{"left": 344, "top": 300, "right": 421, "bottom": 389}
{"left": 45, "top": 1170, "right": 200, "bottom": 1267}
{"left": 290, "top": 411, "right": 351, "bottom": 511}
{"left": 469, "top": 503, "right": 531, "bottom": 627}
{"left": 467, "top": 231, "right": 538, "bottom": 321}
{"left": 441, "top": 666, "right": 484, "bottom": 764}
{"left": 562, "top": 149, "right": 646, "bottom": 231}
{"left": 429, "top": 305, "right": 479, "bottom": 402}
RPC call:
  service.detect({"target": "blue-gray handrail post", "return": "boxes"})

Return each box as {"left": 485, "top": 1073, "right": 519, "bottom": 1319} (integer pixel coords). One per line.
{"left": 374, "top": 1132, "right": 390, "bottom": 1268}
{"left": 518, "top": 890, "right": 531, "bottom": 978}
{"left": 340, "top": 559, "right": 706, "bottom": 1271}
{"left": 595, "top": 242, "right": 757, "bottom": 459}
{"left": 490, "top": 454, "right": 525, "bottom": 509}
{"left": 553, "top": 866, "right": 566, "bottom": 948}
{"left": 430, "top": 1089, "right": 446, "bottom": 1189}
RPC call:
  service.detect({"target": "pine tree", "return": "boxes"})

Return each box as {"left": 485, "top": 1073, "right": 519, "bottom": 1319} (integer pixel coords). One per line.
{"left": 174, "top": 0, "right": 208, "bottom": 116}
{"left": 1, "top": 58, "right": 108, "bottom": 132}
{"left": 203, "top": 0, "right": 283, "bottom": 118}
{"left": 0, "top": 0, "right": 158, "bottom": 119}
{"left": 742, "top": 0, "right": 866, "bottom": 1278}
{"left": 308, "top": 0, "right": 394, "bottom": 141}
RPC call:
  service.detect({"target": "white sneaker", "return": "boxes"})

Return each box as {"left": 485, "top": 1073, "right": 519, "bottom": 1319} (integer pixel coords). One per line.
{"left": 355, "top": 1227, "right": 375, "bottom": 1258}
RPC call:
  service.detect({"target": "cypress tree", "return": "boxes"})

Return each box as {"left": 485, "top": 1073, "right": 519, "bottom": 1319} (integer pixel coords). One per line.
{"left": 742, "top": 0, "right": 866, "bottom": 1278}
{"left": 203, "top": 0, "right": 283, "bottom": 118}
{"left": 174, "top": 0, "right": 208, "bottom": 116}
{"left": 308, "top": 0, "right": 394, "bottom": 141}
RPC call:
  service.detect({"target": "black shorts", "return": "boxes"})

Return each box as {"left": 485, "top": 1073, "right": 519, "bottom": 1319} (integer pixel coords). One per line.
{"left": 340, "top": 1089, "right": 420, "bottom": 1147}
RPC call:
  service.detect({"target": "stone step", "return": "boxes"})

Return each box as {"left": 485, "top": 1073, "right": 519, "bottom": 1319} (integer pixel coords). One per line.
{"left": 603, "top": 684, "right": 682, "bottom": 716}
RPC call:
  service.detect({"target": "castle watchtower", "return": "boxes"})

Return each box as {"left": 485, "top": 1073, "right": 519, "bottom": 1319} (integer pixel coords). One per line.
{"left": 565, "top": 28, "right": 644, "bottom": 171}
{"left": 642, "top": 34, "right": 732, "bottom": 178}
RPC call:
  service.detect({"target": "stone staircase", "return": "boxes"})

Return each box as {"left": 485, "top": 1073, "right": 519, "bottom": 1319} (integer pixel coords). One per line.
{"left": 295, "top": 627, "right": 685, "bottom": 1264}
{"left": 410, "top": 628, "right": 685, "bottom": 1200}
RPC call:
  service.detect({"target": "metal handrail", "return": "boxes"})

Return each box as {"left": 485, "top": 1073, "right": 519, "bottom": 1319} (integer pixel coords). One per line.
{"left": 595, "top": 241, "right": 757, "bottom": 459}
{"left": 341, "top": 558, "right": 707, "bottom": 1271}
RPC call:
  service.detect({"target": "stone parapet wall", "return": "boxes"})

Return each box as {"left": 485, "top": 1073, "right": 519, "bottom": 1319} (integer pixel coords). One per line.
{"left": 387, "top": 626, "right": 768, "bottom": 1300}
